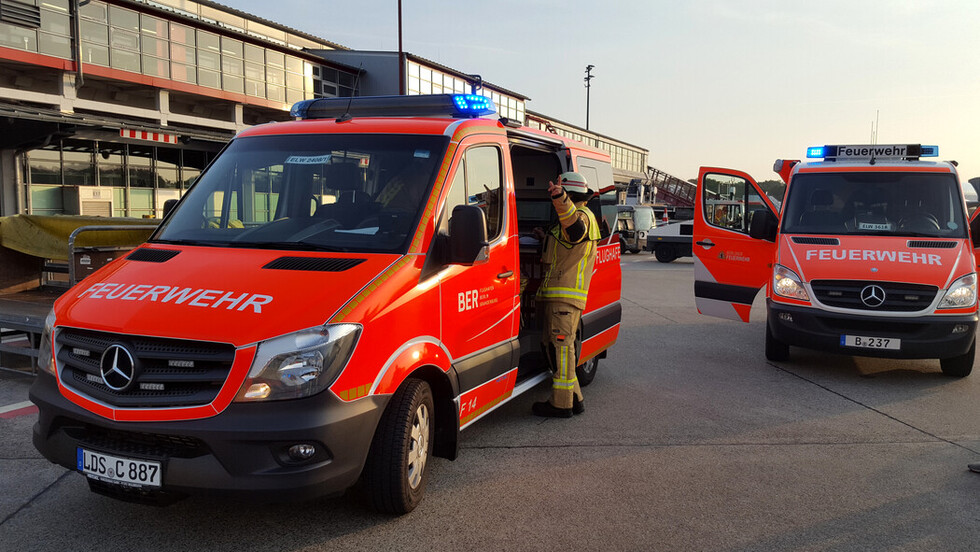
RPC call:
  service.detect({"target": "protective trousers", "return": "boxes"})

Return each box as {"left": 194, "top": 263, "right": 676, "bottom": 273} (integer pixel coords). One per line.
{"left": 541, "top": 300, "right": 584, "bottom": 409}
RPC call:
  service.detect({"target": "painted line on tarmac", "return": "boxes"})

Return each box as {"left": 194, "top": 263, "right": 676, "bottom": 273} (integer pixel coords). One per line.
{"left": 0, "top": 401, "right": 38, "bottom": 419}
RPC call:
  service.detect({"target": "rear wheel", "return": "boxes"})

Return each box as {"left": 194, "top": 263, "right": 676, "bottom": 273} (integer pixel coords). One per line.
{"left": 940, "top": 339, "right": 975, "bottom": 377}
{"left": 576, "top": 357, "right": 599, "bottom": 387}
{"left": 363, "top": 378, "right": 434, "bottom": 514}
{"left": 655, "top": 245, "right": 677, "bottom": 263}
{"left": 765, "top": 323, "right": 790, "bottom": 361}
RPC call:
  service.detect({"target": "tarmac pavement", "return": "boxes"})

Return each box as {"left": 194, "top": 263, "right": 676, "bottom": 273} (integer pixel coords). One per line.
{"left": 1, "top": 254, "right": 978, "bottom": 551}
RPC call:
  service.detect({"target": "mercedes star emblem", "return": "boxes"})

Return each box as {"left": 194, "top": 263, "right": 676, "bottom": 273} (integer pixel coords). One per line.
{"left": 100, "top": 344, "right": 136, "bottom": 391}
{"left": 860, "top": 285, "right": 887, "bottom": 308}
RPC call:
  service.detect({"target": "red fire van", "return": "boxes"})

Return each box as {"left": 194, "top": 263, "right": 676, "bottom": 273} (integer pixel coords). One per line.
{"left": 694, "top": 144, "right": 977, "bottom": 377}
{"left": 30, "top": 94, "right": 622, "bottom": 513}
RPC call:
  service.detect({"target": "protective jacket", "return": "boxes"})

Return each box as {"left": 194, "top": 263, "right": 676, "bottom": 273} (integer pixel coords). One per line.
{"left": 537, "top": 197, "right": 601, "bottom": 309}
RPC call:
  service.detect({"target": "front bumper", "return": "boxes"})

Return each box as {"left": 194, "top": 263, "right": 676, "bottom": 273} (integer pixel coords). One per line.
{"left": 767, "top": 300, "right": 977, "bottom": 359}
{"left": 30, "top": 371, "right": 387, "bottom": 501}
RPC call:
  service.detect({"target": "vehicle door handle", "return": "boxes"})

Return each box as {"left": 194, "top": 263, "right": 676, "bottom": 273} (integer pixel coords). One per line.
{"left": 497, "top": 270, "right": 514, "bottom": 279}
{"left": 696, "top": 240, "right": 715, "bottom": 248}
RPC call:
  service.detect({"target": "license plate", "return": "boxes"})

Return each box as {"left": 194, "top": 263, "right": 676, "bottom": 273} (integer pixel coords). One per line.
{"left": 77, "top": 448, "right": 162, "bottom": 488}
{"left": 841, "top": 335, "right": 901, "bottom": 350}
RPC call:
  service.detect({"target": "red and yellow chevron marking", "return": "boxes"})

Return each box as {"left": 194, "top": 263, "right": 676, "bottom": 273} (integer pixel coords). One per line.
{"left": 330, "top": 256, "right": 412, "bottom": 323}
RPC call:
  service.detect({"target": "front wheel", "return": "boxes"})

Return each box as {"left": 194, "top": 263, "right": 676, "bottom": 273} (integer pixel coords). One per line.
{"left": 940, "top": 339, "right": 975, "bottom": 377}
{"left": 363, "top": 378, "right": 434, "bottom": 514}
{"left": 576, "top": 357, "right": 599, "bottom": 387}
{"left": 654, "top": 245, "right": 677, "bottom": 263}
{"left": 765, "top": 323, "right": 790, "bottom": 361}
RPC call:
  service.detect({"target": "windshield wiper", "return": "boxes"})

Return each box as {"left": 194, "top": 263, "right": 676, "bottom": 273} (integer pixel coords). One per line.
{"left": 150, "top": 238, "right": 221, "bottom": 247}
{"left": 224, "top": 241, "right": 348, "bottom": 252}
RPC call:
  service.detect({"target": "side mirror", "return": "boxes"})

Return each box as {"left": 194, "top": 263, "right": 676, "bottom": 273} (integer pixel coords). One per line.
{"left": 748, "top": 209, "right": 778, "bottom": 241}
{"left": 163, "top": 199, "right": 179, "bottom": 219}
{"left": 448, "top": 205, "right": 489, "bottom": 265}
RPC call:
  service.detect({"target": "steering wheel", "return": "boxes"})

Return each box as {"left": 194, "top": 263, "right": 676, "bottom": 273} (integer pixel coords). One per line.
{"left": 898, "top": 213, "right": 941, "bottom": 233}
{"left": 288, "top": 218, "right": 341, "bottom": 241}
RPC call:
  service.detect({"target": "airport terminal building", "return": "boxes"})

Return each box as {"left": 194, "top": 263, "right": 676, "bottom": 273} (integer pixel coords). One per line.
{"left": 0, "top": 0, "right": 649, "bottom": 218}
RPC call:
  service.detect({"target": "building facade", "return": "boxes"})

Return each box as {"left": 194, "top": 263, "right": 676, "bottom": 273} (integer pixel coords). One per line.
{"left": 0, "top": 0, "right": 650, "bottom": 219}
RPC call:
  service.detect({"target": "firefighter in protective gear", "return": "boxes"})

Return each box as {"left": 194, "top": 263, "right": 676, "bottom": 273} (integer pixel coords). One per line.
{"left": 532, "top": 171, "right": 601, "bottom": 418}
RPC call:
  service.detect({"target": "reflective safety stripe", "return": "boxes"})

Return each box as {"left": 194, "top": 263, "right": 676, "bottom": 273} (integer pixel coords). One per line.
{"left": 538, "top": 288, "right": 589, "bottom": 301}
{"left": 557, "top": 204, "right": 577, "bottom": 222}
{"left": 553, "top": 346, "right": 577, "bottom": 389}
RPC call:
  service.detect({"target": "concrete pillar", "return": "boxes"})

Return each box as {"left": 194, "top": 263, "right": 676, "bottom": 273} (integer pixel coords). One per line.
{"left": 0, "top": 150, "right": 19, "bottom": 216}
{"left": 234, "top": 103, "right": 244, "bottom": 128}
{"left": 59, "top": 71, "right": 76, "bottom": 114}
{"left": 158, "top": 89, "right": 170, "bottom": 126}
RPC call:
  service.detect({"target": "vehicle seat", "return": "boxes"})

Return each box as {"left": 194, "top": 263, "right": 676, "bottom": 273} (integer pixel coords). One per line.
{"left": 313, "top": 163, "right": 379, "bottom": 228}
{"left": 799, "top": 189, "right": 843, "bottom": 230}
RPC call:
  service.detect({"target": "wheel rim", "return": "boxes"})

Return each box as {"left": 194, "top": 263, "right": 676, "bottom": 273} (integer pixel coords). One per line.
{"left": 407, "top": 403, "right": 430, "bottom": 489}
{"left": 583, "top": 358, "right": 596, "bottom": 376}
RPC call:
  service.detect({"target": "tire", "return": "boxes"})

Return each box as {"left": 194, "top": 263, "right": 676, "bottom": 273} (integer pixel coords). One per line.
{"left": 576, "top": 357, "right": 599, "bottom": 387}
{"left": 630, "top": 247, "right": 641, "bottom": 254}
{"left": 363, "top": 378, "right": 434, "bottom": 514}
{"left": 619, "top": 238, "right": 627, "bottom": 254}
{"left": 654, "top": 245, "right": 677, "bottom": 263}
{"left": 940, "top": 339, "right": 975, "bottom": 377}
{"left": 765, "top": 323, "right": 790, "bottom": 361}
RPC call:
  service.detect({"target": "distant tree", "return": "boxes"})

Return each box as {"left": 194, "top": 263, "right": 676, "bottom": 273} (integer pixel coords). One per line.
{"left": 757, "top": 179, "right": 786, "bottom": 200}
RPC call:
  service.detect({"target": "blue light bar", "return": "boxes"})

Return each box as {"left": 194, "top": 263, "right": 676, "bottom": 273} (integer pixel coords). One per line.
{"left": 806, "top": 146, "right": 825, "bottom": 158}
{"left": 452, "top": 94, "right": 496, "bottom": 117}
{"left": 805, "top": 144, "right": 940, "bottom": 161}
{"left": 290, "top": 99, "right": 316, "bottom": 118}
{"left": 289, "top": 94, "right": 498, "bottom": 121}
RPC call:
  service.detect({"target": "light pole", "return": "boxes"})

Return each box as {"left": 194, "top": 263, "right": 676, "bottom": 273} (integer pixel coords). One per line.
{"left": 397, "top": 0, "right": 404, "bottom": 94}
{"left": 584, "top": 64, "right": 595, "bottom": 130}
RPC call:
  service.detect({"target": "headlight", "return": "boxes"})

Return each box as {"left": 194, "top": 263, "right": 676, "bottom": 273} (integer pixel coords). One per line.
{"left": 773, "top": 265, "right": 809, "bottom": 301}
{"left": 939, "top": 273, "right": 977, "bottom": 309}
{"left": 236, "top": 324, "right": 361, "bottom": 402}
{"left": 37, "top": 309, "right": 56, "bottom": 376}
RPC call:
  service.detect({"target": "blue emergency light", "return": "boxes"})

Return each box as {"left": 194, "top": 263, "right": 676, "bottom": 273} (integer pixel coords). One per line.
{"left": 805, "top": 144, "right": 940, "bottom": 161}
{"left": 806, "top": 146, "right": 825, "bottom": 158}
{"left": 290, "top": 94, "right": 497, "bottom": 120}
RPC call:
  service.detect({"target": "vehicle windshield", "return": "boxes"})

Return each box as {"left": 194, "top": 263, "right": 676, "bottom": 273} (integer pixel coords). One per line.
{"left": 154, "top": 133, "right": 448, "bottom": 253}
{"left": 780, "top": 171, "right": 967, "bottom": 238}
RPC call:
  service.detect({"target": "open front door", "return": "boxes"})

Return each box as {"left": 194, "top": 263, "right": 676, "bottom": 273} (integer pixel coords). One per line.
{"left": 970, "top": 207, "right": 980, "bottom": 271}
{"left": 694, "top": 167, "right": 779, "bottom": 322}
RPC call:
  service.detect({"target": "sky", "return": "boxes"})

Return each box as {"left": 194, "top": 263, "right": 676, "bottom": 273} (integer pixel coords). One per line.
{"left": 230, "top": 0, "right": 980, "bottom": 183}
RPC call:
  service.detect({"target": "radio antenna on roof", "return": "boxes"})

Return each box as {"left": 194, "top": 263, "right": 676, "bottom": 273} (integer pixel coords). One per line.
{"left": 337, "top": 63, "right": 364, "bottom": 123}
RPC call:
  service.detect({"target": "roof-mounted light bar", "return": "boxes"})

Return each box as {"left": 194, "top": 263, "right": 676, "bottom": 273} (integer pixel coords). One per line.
{"left": 290, "top": 94, "right": 497, "bottom": 120}
{"left": 806, "top": 144, "right": 939, "bottom": 161}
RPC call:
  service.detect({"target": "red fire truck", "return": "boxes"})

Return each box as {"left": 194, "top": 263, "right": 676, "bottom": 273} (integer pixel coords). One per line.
{"left": 30, "top": 94, "right": 622, "bottom": 513}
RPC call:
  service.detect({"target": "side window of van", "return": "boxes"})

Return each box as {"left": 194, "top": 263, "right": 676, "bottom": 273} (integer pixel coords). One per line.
{"left": 702, "top": 173, "right": 756, "bottom": 234}
{"left": 442, "top": 145, "right": 503, "bottom": 240}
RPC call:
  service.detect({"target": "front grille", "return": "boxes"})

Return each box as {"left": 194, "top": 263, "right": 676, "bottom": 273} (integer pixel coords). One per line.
{"left": 59, "top": 420, "right": 208, "bottom": 458}
{"left": 56, "top": 328, "right": 235, "bottom": 408}
{"left": 811, "top": 280, "right": 938, "bottom": 312}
